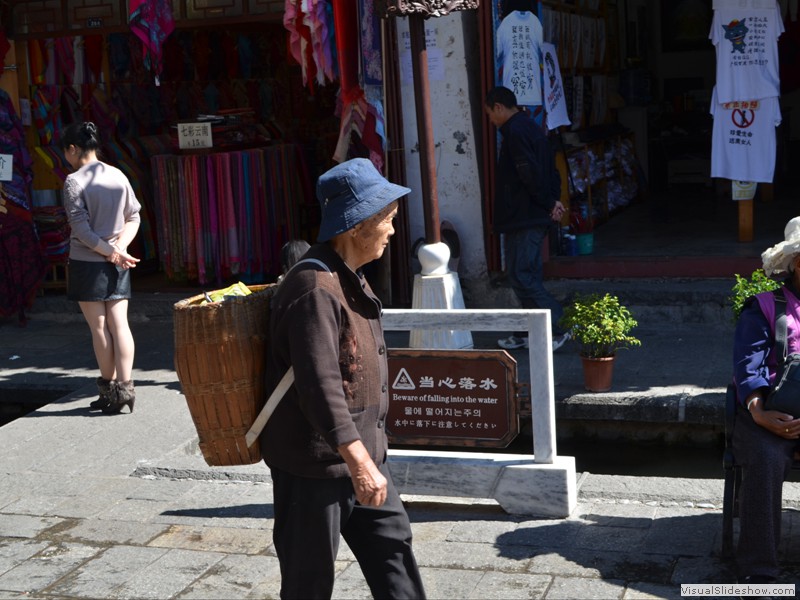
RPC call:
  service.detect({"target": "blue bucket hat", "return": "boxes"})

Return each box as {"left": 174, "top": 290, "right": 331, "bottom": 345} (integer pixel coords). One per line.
{"left": 316, "top": 158, "right": 411, "bottom": 242}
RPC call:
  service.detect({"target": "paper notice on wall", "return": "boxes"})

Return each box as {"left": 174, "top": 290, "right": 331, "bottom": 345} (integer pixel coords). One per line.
{"left": 177, "top": 122, "right": 213, "bottom": 149}
{"left": 399, "top": 27, "right": 444, "bottom": 84}
{"left": 0, "top": 154, "right": 13, "bottom": 181}
{"left": 542, "top": 43, "right": 570, "bottom": 130}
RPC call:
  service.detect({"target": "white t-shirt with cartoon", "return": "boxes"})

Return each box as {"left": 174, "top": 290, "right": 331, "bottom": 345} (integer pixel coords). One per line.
{"left": 710, "top": 4, "right": 783, "bottom": 102}
{"left": 710, "top": 87, "right": 782, "bottom": 183}
{"left": 496, "top": 10, "right": 543, "bottom": 106}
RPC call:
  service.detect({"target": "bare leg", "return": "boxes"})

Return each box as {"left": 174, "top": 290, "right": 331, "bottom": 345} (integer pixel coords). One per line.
{"left": 105, "top": 299, "right": 135, "bottom": 382}
{"left": 78, "top": 301, "right": 116, "bottom": 380}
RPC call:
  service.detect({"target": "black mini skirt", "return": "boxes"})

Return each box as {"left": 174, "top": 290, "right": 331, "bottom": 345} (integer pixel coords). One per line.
{"left": 67, "top": 259, "right": 132, "bottom": 302}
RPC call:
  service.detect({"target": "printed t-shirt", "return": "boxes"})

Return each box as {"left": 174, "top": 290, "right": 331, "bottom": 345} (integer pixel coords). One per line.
{"left": 710, "top": 87, "right": 781, "bottom": 183}
{"left": 710, "top": 5, "right": 783, "bottom": 102}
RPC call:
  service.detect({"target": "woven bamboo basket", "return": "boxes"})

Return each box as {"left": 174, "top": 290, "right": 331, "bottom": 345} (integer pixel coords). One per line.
{"left": 173, "top": 284, "right": 276, "bottom": 466}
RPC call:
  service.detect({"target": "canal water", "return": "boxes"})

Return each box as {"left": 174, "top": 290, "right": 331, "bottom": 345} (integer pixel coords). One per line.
{"left": 556, "top": 438, "right": 724, "bottom": 479}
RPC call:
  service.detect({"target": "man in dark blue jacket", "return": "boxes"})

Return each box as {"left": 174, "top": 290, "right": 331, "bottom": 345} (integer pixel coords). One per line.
{"left": 485, "top": 86, "right": 570, "bottom": 351}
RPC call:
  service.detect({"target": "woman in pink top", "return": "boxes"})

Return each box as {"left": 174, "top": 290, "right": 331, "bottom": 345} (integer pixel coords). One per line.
{"left": 60, "top": 122, "right": 140, "bottom": 415}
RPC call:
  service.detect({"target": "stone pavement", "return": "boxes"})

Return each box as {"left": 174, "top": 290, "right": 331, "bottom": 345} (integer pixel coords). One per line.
{"left": 2, "top": 283, "right": 800, "bottom": 598}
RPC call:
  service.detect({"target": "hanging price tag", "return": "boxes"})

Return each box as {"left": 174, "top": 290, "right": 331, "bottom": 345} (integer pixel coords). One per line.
{"left": 732, "top": 180, "right": 757, "bottom": 201}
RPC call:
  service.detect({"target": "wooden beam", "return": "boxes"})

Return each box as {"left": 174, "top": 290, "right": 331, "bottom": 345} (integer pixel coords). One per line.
{"left": 738, "top": 198, "right": 753, "bottom": 243}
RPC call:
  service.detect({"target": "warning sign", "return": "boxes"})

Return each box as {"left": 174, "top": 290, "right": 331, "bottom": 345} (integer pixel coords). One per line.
{"left": 387, "top": 349, "right": 519, "bottom": 448}
{"left": 392, "top": 368, "right": 416, "bottom": 390}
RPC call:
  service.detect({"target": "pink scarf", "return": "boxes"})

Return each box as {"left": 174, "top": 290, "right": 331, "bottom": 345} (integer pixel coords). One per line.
{"left": 129, "top": 0, "right": 175, "bottom": 84}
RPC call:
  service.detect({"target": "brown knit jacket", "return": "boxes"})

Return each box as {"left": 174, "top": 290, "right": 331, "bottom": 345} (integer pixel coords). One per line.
{"left": 260, "top": 243, "right": 389, "bottom": 478}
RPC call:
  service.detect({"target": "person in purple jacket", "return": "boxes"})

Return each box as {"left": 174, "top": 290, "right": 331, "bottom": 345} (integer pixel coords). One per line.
{"left": 260, "top": 158, "right": 425, "bottom": 600}
{"left": 732, "top": 216, "right": 800, "bottom": 586}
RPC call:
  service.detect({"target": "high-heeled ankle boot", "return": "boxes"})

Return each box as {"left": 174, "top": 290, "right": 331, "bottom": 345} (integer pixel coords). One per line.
{"left": 102, "top": 380, "right": 135, "bottom": 415}
{"left": 90, "top": 377, "right": 114, "bottom": 410}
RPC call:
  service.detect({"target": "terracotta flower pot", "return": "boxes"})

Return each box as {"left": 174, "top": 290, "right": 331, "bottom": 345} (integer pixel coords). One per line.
{"left": 581, "top": 355, "right": 615, "bottom": 392}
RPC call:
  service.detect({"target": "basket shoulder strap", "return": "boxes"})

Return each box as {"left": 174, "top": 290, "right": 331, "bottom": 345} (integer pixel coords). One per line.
{"left": 289, "top": 257, "right": 333, "bottom": 276}
{"left": 245, "top": 366, "right": 295, "bottom": 447}
{"left": 775, "top": 287, "right": 788, "bottom": 373}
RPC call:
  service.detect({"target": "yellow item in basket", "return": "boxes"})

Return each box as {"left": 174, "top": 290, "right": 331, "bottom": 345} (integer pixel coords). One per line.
{"left": 202, "top": 281, "right": 252, "bottom": 304}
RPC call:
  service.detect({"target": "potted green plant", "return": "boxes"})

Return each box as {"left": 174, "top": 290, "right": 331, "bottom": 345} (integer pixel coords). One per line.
{"left": 559, "top": 293, "right": 641, "bottom": 392}
{"left": 729, "top": 269, "right": 781, "bottom": 321}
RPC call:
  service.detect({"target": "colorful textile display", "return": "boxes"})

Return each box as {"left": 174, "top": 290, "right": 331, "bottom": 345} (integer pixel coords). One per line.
{"left": 151, "top": 144, "right": 311, "bottom": 284}
{"left": 32, "top": 206, "right": 70, "bottom": 262}
{"left": 0, "top": 91, "right": 46, "bottom": 322}
{"left": 0, "top": 90, "right": 35, "bottom": 211}
{"left": 333, "top": 89, "right": 386, "bottom": 170}
{"left": 284, "top": 0, "right": 337, "bottom": 90}
{"left": 129, "top": 0, "right": 176, "bottom": 84}
{"left": 0, "top": 200, "right": 48, "bottom": 323}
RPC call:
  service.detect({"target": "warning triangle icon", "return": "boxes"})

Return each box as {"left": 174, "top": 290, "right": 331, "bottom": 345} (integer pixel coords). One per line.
{"left": 392, "top": 368, "right": 416, "bottom": 390}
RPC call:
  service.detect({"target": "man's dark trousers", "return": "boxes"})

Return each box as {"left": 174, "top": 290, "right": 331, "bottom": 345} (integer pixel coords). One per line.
{"left": 270, "top": 462, "right": 426, "bottom": 599}
{"left": 504, "top": 225, "right": 564, "bottom": 336}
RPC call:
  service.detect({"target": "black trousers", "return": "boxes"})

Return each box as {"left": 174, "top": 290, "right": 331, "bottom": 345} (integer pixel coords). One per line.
{"left": 732, "top": 403, "right": 797, "bottom": 578}
{"left": 270, "top": 462, "right": 426, "bottom": 600}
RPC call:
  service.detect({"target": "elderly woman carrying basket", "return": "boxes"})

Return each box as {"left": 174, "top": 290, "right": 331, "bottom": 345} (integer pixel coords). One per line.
{"left": 733, "top": 216, "right": 800, "bottom": 586}
{"left": 259, "top": 158, "right": 426, "bottom": 600}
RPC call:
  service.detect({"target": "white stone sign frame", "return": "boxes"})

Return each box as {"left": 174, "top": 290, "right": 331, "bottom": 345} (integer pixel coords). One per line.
{"left": 382, "top": 308, "right": 577, "bottom": 517}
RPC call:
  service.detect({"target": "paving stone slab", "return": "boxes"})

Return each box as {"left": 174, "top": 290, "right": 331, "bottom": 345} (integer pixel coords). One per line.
{"left": 109, "top": 547, "right": 224, "bottom": 599}
{"left": 95, "top": 476, "right": 202, "bottom": 504}
{"left": 468, "top": 571, "right": 552, "bottom": 599}
{"left": 1, "top": 494, "right": 73, "bottom": 517}
{"left": 670, "top": 556, "right": 735, "bottom": 586}
{"left": 95, "top": 496, "right": 179, "bottom": 523}
{"left": 0, "top": 515, "right": 64, "bottom": 539}
{"left": 46, "top": 486, "right": 123, "bottom": 519}
{"left": 574, "top": 502, "right": 658, "bottom": 528}
{"left": 499, "top": 519, "right": 582, "bottom": 549}
{"left": 621, "top": 582, "right": 684, "bottom": 599}
{"left": 55, "top": 519, "right": 170, "bottom": 546}
{"left": 175, "top": 554, "right": 281, "bottom": 599}
{"left": 527, "top": 548, "right": 676, "bottom": 585}
{"left": 148, "top": 525, "right": 271, "bottom": 555}
{"left": 447, "top": 518, "right": 518, "bottom": 543}
{"left": 414, "top": 566, "right": 484, "bottom": 600}
{"left": 643, "top": 511, "right": 719, "bottom": 557}
{"left": 0, "top": 541, "right": 100, "bottom": 593}
{"left": 544, "top": 575, "right": 626, "bottom": 599}
{"left": 151, "top": 501, "right": 273, "bottom": 530}
{"left": 330, "top": 562, "right": 373, "bottom": 600}
{"left": 46, "top": 545, "right": 169, "bottom": 598}
{"left": 579, "top": 476, "right": 724, "bottom": 506}
{"left": 0, "top": 539, "right": 49, "bottom": 577}
{"left": 412, "top": 540, "right": 533, "bottom": 572}
{"left": 406, "top": 519, "right": 455, "bottom": 543}
{"left": 572, "top": 523, "right": 649, "bottom": 553}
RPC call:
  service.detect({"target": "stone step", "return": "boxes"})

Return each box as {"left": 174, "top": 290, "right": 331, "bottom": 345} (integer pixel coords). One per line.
{"left": 465, "top": 277, "right": 739, "bottom": 326}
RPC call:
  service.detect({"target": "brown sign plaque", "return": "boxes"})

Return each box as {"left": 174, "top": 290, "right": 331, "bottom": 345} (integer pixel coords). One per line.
{"left": 387, "top": 349, "right": 518, "bottom": 448}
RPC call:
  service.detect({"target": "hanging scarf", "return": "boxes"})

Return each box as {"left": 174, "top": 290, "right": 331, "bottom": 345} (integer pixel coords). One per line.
{"left": 54, "top": 37, "right": 75, "bottom": 85}
{"left": 27, "top": 39, "right": 47, "bottom": 85}
{"left": 129, "top": 0, "right": 176, "bottom": 85}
